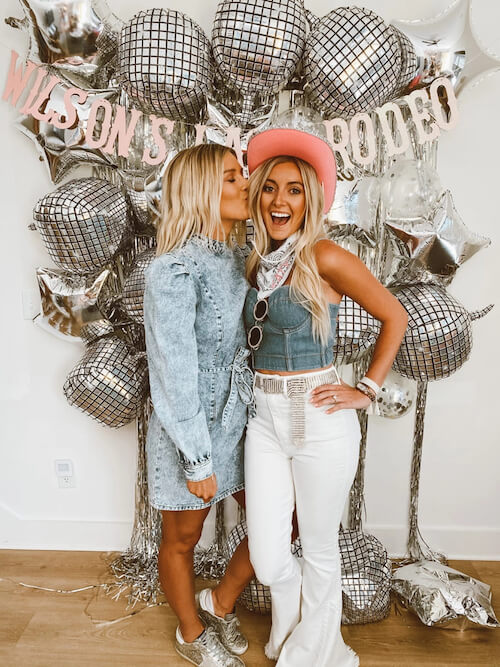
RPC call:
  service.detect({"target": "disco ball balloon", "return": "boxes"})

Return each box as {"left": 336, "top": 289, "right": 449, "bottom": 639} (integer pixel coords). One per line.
{"left": 122, "top": 249, "right": 156, "bottom": 324}
{"left": 303, "top": 7, "right": 402, "bottom": 118}
{"left": 118, "top": 8, "right": 212, "bottom": 120}
{"left": 212, "top": 0, "right": 306, "bottom": 95}
{"left": 33, "top": 178, "right": 129, "bottom": 274}
{"left": 334, "top": 296, "right": 381, "bottom": 365}
{"left": 381, "top": 159, "right": 442, "bottom": 222}
{"left": 63, "top": 336, "right": 149, "bottom": 427}
{"left": 392, "top": 284, "right": 475, "bottom": 381}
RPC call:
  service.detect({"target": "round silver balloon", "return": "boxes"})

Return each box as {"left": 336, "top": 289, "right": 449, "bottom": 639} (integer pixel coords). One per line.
{"left": 376, "top": 370, "right": 416, "bottom": 419}
{"left": 334, "top": 296, "right": 381, "bottom": 365}
{"left": 303, "top": 7, "right": 402, "bottom": 118}
{"left": 212, "top": 0, "right": 306, "bottom": 96}
{"left": 227, "top": 522, "right": 391, "bottom": 623}
{"left": 121, "top": 249, "right": 156, "bottom": 324}
{"left": 33, "top": 178, "right": 129, "bottom": 274}
{"left": 118, "top": 8, "right": 212, "bottom": 120}
{"left": 212, "top": 0, "right": 306, "bottom": 99}
{"left": 381, "top": 159, "right": 442, "bottom": 222}
{"left": 392, "top": 284, "right": 474, "bottom": 381}
{"left": 63, "top": 336, "right": 148, "bottom": 427}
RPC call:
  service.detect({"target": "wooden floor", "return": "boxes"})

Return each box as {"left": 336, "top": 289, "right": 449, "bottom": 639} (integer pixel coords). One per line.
{"left": 0, "top": 551, "right": 499, "bottom": 666}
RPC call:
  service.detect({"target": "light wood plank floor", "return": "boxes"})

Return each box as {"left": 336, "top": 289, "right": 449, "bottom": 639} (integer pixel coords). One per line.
{"left": 0, "top": 551, "right": 499, "bottom": 666}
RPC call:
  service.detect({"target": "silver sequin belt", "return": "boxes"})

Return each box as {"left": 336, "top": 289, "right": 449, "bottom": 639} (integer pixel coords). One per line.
{"left": 254, "top": 367, "right": 341, "bottom": 446}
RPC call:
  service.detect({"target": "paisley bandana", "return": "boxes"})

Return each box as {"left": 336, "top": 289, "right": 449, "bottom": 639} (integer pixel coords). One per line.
{"left": 254, "top": 232, "right": 301, "bottom": 298}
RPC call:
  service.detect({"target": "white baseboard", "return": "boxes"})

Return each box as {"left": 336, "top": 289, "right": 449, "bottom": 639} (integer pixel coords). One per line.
{"left": 1, "top": 499, "right": 499, "bottom": 559}
{"left": 0, "top": 502, "right": 133, "bottom": 551}
{"left": 365, "top": 523, "right": 500, "bottom": 561}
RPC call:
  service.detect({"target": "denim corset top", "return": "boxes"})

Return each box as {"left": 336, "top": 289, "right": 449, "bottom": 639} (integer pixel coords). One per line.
{"left": 244, "top": 286, "right": 339, "bottom": 371}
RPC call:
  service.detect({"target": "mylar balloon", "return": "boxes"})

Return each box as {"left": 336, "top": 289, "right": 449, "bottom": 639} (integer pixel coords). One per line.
{"left": 33, "top": 178, "right": 129, "bottom": 273}
{"left": 118, "top": 8, "right": 212, "bottom": 120}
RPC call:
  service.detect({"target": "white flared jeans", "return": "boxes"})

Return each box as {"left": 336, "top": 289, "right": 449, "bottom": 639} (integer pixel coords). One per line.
{"left": 245, "top": 367, "right": 361, "bottom": 667}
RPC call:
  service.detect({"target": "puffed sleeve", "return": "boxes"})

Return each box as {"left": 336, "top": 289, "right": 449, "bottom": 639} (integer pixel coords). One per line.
{"left": 143, "top": 255, "right": 212, "bottom": 482}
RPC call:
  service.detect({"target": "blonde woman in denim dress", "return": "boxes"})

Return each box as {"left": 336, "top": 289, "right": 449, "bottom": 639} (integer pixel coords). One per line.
{"left": 143, "top": 144, "right": 254, "bottom": 667}
{"left": 243, "top": 127, "right": 408, "bottom": 667}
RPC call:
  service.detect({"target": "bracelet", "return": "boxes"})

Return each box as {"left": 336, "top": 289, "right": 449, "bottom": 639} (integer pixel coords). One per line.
{"left": 360, "top": 376, "right": 381, "bottom": 395}
{"left": 356, "top": 382, "right": 376, "bottom": 402}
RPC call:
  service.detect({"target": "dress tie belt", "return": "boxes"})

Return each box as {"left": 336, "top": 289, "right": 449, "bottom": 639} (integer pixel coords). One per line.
{"left": 222, "top": 346, "right": 255, "bottom": 429}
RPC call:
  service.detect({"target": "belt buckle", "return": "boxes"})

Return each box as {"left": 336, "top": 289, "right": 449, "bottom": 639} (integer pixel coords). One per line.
{"left": 286, "top": 377, "right": 306, "bottom": 398}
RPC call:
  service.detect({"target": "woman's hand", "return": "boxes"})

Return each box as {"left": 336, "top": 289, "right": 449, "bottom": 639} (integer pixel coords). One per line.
{"left": 187, "top": 473, "right": 218, "bottom": 502}
{"left": 310, "top": 380, "right": 372, "bottom": 414}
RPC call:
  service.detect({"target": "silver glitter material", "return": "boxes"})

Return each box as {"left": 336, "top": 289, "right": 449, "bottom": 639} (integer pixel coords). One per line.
{"left": 212, "top": 0, "right": 306, "bottom": 96}
{"left": 392, "top": 560, "right": 500, "bottom": 628}
{"left": 333, "top": 296, "right": 381, "bottom": 366}
{"left": 33, "top": 178, "right": 129, "bottom": 274}
{"left": 392, "top": 284, "right": 488, "bottom": 381}
{"left": 121, "top": 249, "right": 156, "bottom": 324}
{"left": 303, "top": 7, "right": 402, "bottom": 118}
{"left": 226, "top": 521, "right": 391, "bottom": 623}
{"left": 118, "top": 9, "right": 212, "bottom": 120}
{"left": 376, "top": 370, "right": 416, "bottom": 419}
{"left": 194, "top": 502, "right": 230, "bottom": 580}
{"left": 63, "top": 336, "right": 149, "bottom": 427}
{"left": 108, "top": 399, "right": 163, "bottom": 606}
{"left": 36, "top": 267, "right": 111, "bottom": 338}
{"left": 389, "top": 25, "right": 419, "bottom": 92}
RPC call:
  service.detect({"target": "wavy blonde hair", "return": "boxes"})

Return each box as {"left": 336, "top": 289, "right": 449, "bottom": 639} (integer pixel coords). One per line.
{"left": 246, "top": 156, "right": 331, "bottom": 345}
{"left": 156, "top": 144, "right": 245, "bottom": 255}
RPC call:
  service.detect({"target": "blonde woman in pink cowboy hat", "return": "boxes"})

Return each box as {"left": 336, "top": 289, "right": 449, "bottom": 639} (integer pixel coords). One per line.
{"left": 243, "top": 118, "right": 408, "bottom": 666}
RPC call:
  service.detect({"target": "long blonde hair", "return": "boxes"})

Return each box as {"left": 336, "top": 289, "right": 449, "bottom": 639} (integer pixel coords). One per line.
{"left": 156, "top": 144, "right": 245, "bottom": 255}
{"left": 246, "top": 156, "right": 331, "bottom": 345}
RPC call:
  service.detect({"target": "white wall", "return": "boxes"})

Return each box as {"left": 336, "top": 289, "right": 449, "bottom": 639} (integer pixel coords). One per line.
{"left": 0, "top": 0, "right": 499, "bottom": 558}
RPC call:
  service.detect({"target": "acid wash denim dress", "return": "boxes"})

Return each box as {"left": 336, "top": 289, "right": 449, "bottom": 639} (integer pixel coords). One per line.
{"left": 143, "top": 235, "right": 254, "bottom": 511}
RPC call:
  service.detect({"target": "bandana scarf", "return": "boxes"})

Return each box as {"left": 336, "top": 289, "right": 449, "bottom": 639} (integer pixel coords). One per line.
{"left": 254, "top": 232, "right": 301, "bottom": 299}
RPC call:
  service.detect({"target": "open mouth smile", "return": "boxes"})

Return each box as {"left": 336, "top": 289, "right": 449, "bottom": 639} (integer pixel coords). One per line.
{"left": 270, "top": 212, "right": 291, "bottom": 225}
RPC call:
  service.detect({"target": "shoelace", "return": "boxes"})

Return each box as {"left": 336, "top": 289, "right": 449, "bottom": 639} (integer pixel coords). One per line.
{"left": 201, "top": 627, "right": 232, "bottom": 663}
{"left": 223, "top": 615, "right": 241, "bottom": 643}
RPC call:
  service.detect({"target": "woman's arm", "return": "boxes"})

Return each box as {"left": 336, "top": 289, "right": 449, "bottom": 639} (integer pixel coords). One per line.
{"left": 144, "top": 256, "right": 214, "bottom": 483}
{"left": 311, "top": 239, "right": 408, "bottom": 412}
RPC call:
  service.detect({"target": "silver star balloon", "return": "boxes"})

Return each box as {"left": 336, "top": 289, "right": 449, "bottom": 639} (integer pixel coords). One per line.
{"left": 5, "top": 0, "right": 122, "bottom": 87}
{"left": 392, "top": 0, "right": 500, "bottom": 95}
{"left": 386, "top": 190, "right": 490, "bottom": 285}
{"left": 17, "top": 83, "right": 118, "bottom": 183}
{"left": 36, "top": 267, "right": 112, "bottom": 338}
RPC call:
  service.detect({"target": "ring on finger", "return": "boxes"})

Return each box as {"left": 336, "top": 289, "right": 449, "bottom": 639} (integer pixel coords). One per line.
{"left": 332, "top": 393, "right": 337, "bottom": 403}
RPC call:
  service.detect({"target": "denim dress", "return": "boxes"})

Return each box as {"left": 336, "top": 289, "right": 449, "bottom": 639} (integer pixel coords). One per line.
{"left": 143, "top": 235, "right": 253, "bottom": 511}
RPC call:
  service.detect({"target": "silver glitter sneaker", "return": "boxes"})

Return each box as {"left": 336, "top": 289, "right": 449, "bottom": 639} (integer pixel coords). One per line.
{"left": 197, "top": 588, "right": 249, "bottom": 656}
{"left": 175, "top": 626, "right": 245, "bottom": 667}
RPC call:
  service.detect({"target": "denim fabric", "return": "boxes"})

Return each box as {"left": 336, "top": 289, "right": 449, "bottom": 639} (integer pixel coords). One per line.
{"left": 244, "top": 286, "right": 339, "bottom": 371}
{"left": 143, "top": 236, "right": 252, "bottom": 511}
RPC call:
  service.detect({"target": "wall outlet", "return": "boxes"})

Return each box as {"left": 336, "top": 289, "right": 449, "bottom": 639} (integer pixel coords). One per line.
{"left": 55, "top": 459, "right": 75, "bottom": 489}
{"left": 58, "top": 475, "right": 76, "bottom": 489}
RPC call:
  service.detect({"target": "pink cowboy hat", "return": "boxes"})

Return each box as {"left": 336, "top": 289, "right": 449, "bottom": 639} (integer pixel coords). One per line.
{"left": 247, "top": 127, "right": 337, "bottom": 214}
